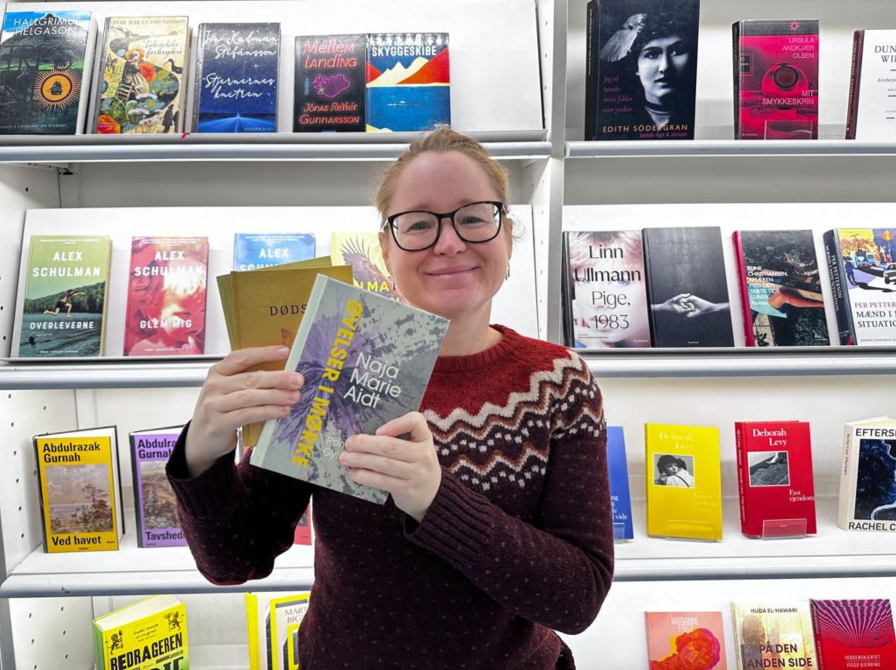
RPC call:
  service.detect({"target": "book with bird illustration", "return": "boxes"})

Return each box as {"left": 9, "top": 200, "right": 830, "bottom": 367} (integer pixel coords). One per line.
{"left": 330, "top": 232, "right": 404, "bottom": 302}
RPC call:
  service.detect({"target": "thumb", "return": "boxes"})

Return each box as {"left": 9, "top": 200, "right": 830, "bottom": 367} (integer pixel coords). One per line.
{"left": 375, "top": 411, "right": 429, "bottom": 442}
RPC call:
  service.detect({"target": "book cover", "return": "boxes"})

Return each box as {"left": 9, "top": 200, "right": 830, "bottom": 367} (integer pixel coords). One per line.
{"left": 734, "top": 421, "right": 817, "bottom": 538}
{"left": 810, "top": 599, "right": 896, "bottom": 669}
{"left": 0, "top": 10, "right": 95, "bottom": 134}
{"left": 733, "top": 230, "right": 829, "bottom": 347}
{"left": 645, "top": 423, "right": 723, "bottom": 541}
{"left": 564, "top": 230, "right": 650, "bottom": 348}
{"left": 838, "top": 417, "right": 896, "bottom": 532}
{"left": 330, "top": 232, "right": 405, "bottom": 302}
{"left": 643, "top": 227, "right": 734, "bottom": 347}
{"left": 732, "top": 602, "right": 817, "bottom": 670}
{"left": 733, "top": 20, "right": 819, "bottom": 140}
{"left": 192, "top": 23, "right": 280, "bottom": 133}
{"left": 16, "top": 235, "right": 111, "bottom": 358}
{"left": 823, "top": 228, "right": 896, "bottom": 346}
{"left": 585, "top": 0, "right": 700, "bottom": 141}
{"left": 847, "top": 31, "right": 896, "bottom": 140}
{"left": 233, "top": 233, "right": 316, "bottom": 271}
{"left": 294, "top": 34, "right": 366, "bottom": 132}
{"left": 130, "top": 426, "right": 186, "bottom": 548}
{"left": 34, "top": 426, "right": 122, "bottom": 553}
{"left": 366, "top": 33, "right": 450, "bottom": 132}
{"left": 246, "top": 592, "right": 310, "bottom": 670}
{"left": 93, "top": 16, "right": 190, "bottom": 134}
{"left": 645, "top": 611, "right": 727, "bottom": 669}
{"left": 250, "top": 275, "right": 449, "bottom": 504}
{"left": 93, "top": 595, "right": 187, "bottom": 670}
{"left": 606, "top": 425, "right": 634, "bottom": 541}
{"left": 124, "top": 236, "right": 209, "bottom": 356}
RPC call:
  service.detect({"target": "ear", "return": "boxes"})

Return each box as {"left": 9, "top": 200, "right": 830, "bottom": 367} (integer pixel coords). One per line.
{"left": 378, "top": 230, "right": 392, "bottom": 274}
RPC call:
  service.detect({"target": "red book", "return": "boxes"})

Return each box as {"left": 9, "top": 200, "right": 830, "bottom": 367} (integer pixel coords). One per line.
{"left": 735, "top": 421, "right": 817, "bottom": 537}
{"left": 293, "top": 505, "right": 311, "bottom": 546}
{"left": 811, "top": 599, "right": 896, "bottom": 669}
{"left": 124, "top": 236, "right": 209, "bottom": 356}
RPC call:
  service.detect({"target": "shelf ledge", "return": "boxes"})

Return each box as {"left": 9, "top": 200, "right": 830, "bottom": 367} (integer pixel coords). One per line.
{"left": 566, "top": 139, "right": 896, "bottom": 159}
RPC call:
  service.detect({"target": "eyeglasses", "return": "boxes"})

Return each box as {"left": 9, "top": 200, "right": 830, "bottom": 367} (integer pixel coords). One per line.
{"left": 384, "top": 200, "right": 504, "bottom": 252}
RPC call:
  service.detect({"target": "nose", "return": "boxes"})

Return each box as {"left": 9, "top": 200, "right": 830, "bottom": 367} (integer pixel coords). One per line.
{"left": 657, "top": 50, "right": 670, "bottom": 72}
{"left": 433, "top": 216, "right": 466, "bottom": 254}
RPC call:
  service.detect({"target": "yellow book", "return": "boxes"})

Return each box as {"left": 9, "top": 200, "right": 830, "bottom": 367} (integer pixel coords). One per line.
{"left": 645, "top": 423, "right": 723, "bottom": 541}
{"left": 245, "top": 592, "right": 310, "bottom": 670}
{"left": 731, "top": 601, "right": 817, "bottom": 670}
{"left": 33, "top": 426, "right": 123, "bottom": 553}
{"left": 93, "top": 595, "right": 188, "bottom": 670}
{"left": 330, "top": 231, "right": 404, "bottom": 301}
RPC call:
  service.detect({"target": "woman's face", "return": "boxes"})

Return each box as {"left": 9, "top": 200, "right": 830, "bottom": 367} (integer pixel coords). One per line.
{"left": 381, "top": 151, "right": 511, "bottom": 323}
{"left": 636, "top": 36, "right": 691, "bottom": 105}
{"left": 663, "top": 462, "right": 680, "bottom": 476}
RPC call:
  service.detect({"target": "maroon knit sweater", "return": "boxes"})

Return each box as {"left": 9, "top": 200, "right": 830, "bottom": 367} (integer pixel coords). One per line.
{"left": 167, "top": 325, "right": 614, "bottom": 668}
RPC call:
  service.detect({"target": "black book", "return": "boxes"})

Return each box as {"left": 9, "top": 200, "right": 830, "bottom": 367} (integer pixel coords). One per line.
{"left": 585, "top": 0, "right": 700, "bottom": 141}
{"left": 643, "top": 227, "right": 734, "bottom": 347}
{"left": 294, "top": 34, "right": 366, "bottom": 132}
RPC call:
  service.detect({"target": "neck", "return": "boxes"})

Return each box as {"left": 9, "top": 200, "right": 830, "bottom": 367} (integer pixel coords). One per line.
{"left": 438, "top": 304, "right": 501, "bottom": 357}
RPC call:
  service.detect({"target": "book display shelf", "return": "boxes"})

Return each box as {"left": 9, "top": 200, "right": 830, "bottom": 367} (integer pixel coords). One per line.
{"left": 1, "top": 0, "right": 896, "bottom": 667}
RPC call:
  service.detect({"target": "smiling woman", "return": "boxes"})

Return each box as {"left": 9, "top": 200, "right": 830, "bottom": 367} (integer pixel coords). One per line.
{"left": 166, "top": 128, "right": 614, "bottom": 669}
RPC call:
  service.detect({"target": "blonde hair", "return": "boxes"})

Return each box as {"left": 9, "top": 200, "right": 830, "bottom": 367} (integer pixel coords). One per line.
{"left": 374, "top": 128, "right": 518, "bottom": 239}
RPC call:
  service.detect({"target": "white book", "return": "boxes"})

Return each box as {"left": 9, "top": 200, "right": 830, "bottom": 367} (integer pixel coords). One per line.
{"left": 847, "top": 30, "right": 896, "bottom": 140}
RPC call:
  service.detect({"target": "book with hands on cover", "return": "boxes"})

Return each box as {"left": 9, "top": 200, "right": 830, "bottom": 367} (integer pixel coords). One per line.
{"left": 250, "top": 275, "right": 449, "bottom": 503}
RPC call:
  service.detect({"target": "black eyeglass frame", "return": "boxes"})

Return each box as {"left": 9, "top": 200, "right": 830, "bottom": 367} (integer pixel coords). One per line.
{"left": 384, "top": 200, "right": 505, "bottom": 252}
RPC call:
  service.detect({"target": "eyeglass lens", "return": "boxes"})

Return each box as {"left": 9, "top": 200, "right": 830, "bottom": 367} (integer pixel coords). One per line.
{"left": 392, "top": 202, "right": 501, "bottom": 250}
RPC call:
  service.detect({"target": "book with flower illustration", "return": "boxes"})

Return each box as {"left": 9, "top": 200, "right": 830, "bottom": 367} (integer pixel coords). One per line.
{"left": 732, "top": 602, "right": 817, "bottom": 670}
{"left": 645, "top": 423, "right": 723, "bottom": 541}
{"left": 330, "top": 232, "right": 404, "bottom": 302}
{"left": 217, "top": 257, "right": 353, "bottom": 447}
{"left": 91, "top": 16, "right": 190, "bottom": 134}
{"left": 645, "top": 611, "right": 727, "bottom": 669}
{"left": 130, "top": 426, "right": 185, "bottom": 548}
{"left": 250, "top": 274, "right": 449, "bottom": 503}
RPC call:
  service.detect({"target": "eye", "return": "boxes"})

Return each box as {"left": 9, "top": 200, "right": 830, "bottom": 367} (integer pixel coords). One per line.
{"left": 640, "top": 48, "right": 661, "bottom": 60}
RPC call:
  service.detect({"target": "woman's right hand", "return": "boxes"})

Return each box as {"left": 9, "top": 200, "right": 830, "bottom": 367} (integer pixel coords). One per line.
{"left": 185, "top": 345, "right": 303, "bottom": 477}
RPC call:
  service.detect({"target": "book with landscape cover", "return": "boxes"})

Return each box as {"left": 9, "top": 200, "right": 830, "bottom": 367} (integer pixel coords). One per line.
{"left": 838, "top": 416, "right": 896, "bottom": 532}
{"left": 34, "top": 426, "right": 123, "bottom": 553}
{"left": 233, "top": 233, "right": 316, "bottom": 271}
{"left": 331, "top": 231, "right": 404, "bottom": 302}
{"left": 733, "top": 20, "right": 819, "bottom": 140}
{"left": 294, "top": 34, "right": 366, "bottom": 132}
{"left": 645, "top": 611, "right": 727, "bottom": 669}
{"left": 94, "top": 595, "right": 187, "bottom": 670}
{"left": 733, "top": 230, "right": 829, "bottom": 347}
{"left": 563, "top": 230, "right": 650, "bottom": 348}
{"left": 217, "top": 258, "right": 354, "bottom": 446}
{"left": 645, "top": 423, "right": 723, "bottom": 541}
{"left": 92, "top": 16, "right": 190, "bottom": 134}
{"left": 246, "top": 592, "right": 310, "bottom": 670}
{"left": 810, "top": 599, "right": 896, "bottom": 669}
{"left": 366, "top": 33, "right": 449, "bottom": 132}
{"left": 731, "top": 602, "right": 817, "bottom": 670}
{"left": 15, "top": 235, "right": 111, "bottom": 358}
{"left": 250, "top": 275, "right": 449, "bottom": 504}
{"left": 846, "top": 31, "right": 896, "bottom": 140}
{"left": 585, "top": 0, "right": 700, "bottom": 141}
{"left": 643, "top": 227, "right": 734, "bottom": 347}
{"left": 607, "top": 426, "right": 633, "bottom": 541}
{"left": 130, "top": 426, "right": 185, "bottom": 548}
{"left": 823, "top": 228, "right": 896, "bottom": 346}
{"left": 124, "top": 236, "right": 209, "bottom": 356}
{"left": 0, "top": 9, "right": 96, "bottom": 134}
{"left": 734, "top": 421, "right": 817, "bottom": 538}
{"left": 193, "top": 23, "right": 280, "bottom": 133}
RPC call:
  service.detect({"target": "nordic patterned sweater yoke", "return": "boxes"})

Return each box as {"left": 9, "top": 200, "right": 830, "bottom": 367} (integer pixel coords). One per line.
{"left": 166, "top": 325, "right": 614, "bottom": 668}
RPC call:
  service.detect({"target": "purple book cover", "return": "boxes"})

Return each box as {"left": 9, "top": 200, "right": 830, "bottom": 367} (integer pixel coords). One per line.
{"left": 130, "top": 429, "right": 185, "bottom": 547}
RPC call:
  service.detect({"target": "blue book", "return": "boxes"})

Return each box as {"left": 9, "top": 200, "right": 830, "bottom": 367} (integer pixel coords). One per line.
{"left": 366, "top": 33, "right": 450, "bottom": 132}
{"left": 233, "top": 233, "right": 315, "bottom": 271}
{"left": 192, "top": 23, "right": 280, "bottom": 133}
{"left": 607, "top": 425, "right": 634, "bottom": 540}
{"left": 251, "top": 275, "right": 449, "bottom": 503}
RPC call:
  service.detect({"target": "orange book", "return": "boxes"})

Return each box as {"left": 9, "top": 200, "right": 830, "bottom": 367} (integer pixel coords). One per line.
{"left": 646, "top": 611, "right": 727, "bottom": 670}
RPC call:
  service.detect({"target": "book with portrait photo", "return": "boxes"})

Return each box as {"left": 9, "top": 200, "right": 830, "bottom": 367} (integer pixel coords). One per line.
{"left": 734, "top": 421, "right": 817, "bottom": 538}
{"left": 294, "top": 34, "right": 366, "bottom": 132}
{"left": 837, "top": 416, "right": 896, "bottom": 532}
{"left": 585, "top": 0, "right": 700, "bottom": 141}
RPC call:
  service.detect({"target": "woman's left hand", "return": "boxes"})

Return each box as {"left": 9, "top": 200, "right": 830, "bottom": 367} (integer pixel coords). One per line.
{"left": 340, "top": 411, "right": 441, "bottom": 522}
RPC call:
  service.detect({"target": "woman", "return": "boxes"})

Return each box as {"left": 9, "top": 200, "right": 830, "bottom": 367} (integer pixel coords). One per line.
{"left": 166, "top": 129, "right": 614, "bottom": 668}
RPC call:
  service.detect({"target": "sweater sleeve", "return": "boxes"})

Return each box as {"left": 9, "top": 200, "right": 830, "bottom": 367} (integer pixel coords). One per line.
{"left": 405, "top": 357, "right": 614, "bottom": 635}
{"left": 165, "top": 422, "right": 314, "bottom": 585}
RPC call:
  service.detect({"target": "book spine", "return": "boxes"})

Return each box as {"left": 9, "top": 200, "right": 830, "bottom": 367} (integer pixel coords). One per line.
{"left": 641, "top": 230, "right": 660, "bottom": 346}
{"left": 732, "top": 22, "right": 741, "bottom": 139}
{"left": 89, "top": 17, "right": 113, "bottom": 133}
{"left": 77, "top": 18, "right": 98, "bottom": 134}
{"left": 129, "top": 433, "right": 145, "bottom": 547}
{"left": 732, "top": 232, "right": 756, "bottom": 346}
{"left": 822, "top": 230, "right": 856, "bottom": 345}
{"left": 837, "top": 425, "right": 853, "bottom": 530}
{"left": 191, "top": 26, "right": 205, "bottom": 132}
{"left": 32, "top": 437, "right": 50, "bottom": 552}
{"left": 810, "top": 602, "right": 826, "bottom": 670}
{"left": 734, "top": 422, "right": 750, "bottom": 535}
{"left": 845, "top": 30, "right": 865, "bottom": 140}
{"left": 561, "top": 232, "right": 574, "bottom": 347}
{"left": 584, "top": 0, "right": 598, "bottom": 140}
{"left": 180, "top": 26, "right": 192, "bottom": 133}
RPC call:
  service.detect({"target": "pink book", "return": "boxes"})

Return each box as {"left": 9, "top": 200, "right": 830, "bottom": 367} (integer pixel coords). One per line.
{"left": 646, "top": 611, "right": 727, "bottom": 670}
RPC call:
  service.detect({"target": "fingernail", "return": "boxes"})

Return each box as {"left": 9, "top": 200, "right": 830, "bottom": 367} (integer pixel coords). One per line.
{"left": 278, "top": 347, "right": 290, "bottom": 356}
{"left": 344, "top": 438, "right": 352, "bottom": 451}
{"left": 338, "top": 453, "right": 347, "bottom": 464}
{"left": 290, "top": 373, "right": 303, "bottom": 387}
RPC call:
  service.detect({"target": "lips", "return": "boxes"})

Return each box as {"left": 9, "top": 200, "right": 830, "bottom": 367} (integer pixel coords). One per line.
{"left": 426, "top": 266, "right": 477, "bottom": 276}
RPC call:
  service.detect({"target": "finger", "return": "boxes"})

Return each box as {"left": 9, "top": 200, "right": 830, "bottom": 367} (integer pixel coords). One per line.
{"left": 346, "top": 467, "right": 398, "bottom": 494}
{"left": 213, "top": 346, "right": 290, "bottom": 377}
{"left": 345, "top": 434, "right": 417, "bottom": 462}
{"left": 375, "top": 411, "right": 429, "bottom": 442}
{"left": 216, "top": 403, "right": 293, "bottom": 433}
{"left": 214, "top": 387, "right": 300, "bottom": 414}
{"left": 217, "top": 368, "right": 304, "bottom": 394}
{"left": 339, "top": 451, "right": 413, "bottom": 480}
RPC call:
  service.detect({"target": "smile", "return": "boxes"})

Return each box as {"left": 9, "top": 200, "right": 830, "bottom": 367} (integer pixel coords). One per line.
{"left": 426, "top": 267, "right": 478, "bottom": 277}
